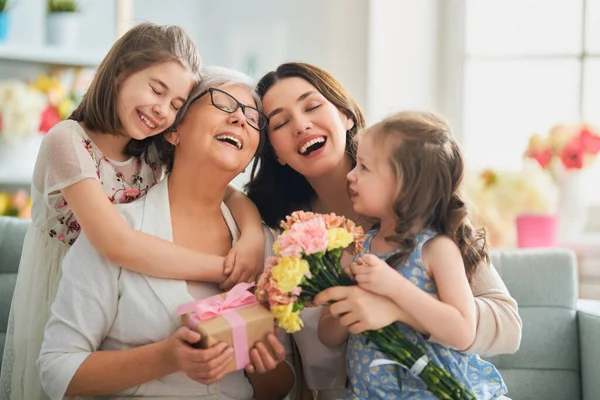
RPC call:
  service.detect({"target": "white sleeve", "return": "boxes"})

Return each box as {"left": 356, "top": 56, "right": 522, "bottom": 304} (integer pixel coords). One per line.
{"left": 37, "top": 232, "right": 120, "bottom": 400}
{"left": 263, "top": 224, "right": 275, "bottom": 260}
{"left": 32, "top": 121, "right": 99, "bottom": 198}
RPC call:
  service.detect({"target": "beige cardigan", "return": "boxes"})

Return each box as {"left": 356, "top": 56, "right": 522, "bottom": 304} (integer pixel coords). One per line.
{"left": 433, "top": 262, "right": 522, "bottom": 355}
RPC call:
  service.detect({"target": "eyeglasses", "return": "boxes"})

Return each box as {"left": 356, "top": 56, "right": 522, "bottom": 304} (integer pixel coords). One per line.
{"left": 192, "top": 87, "right": 268, "bottom": 131}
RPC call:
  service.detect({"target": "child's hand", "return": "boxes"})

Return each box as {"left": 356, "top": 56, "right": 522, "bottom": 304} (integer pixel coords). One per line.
{"left": 220, "top": 234, "right": 265, "bottom": 290}
{"left": 351, "top": 254, "right": 400, "bottom": 296}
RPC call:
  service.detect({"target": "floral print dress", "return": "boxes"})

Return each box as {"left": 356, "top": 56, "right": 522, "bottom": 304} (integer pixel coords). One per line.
{"left": 0, "top": 119, "right": 163, "bottom": 400}
{"left": 346, "top": 229, "right": 508, "bottom": 400}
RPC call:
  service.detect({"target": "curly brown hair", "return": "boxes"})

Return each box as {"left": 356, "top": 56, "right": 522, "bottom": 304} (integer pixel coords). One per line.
{"left": 361, "top": 111, "right": 489, "bottom": 280}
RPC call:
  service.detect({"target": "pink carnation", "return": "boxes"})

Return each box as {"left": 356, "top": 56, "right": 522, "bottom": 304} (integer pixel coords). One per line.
{"left": 279, "top": 211, "right": 365, "bottom": 255}
{"left": 321, "top": 213, "right": 347, "bottom": 229}
{"left": 280, "top": 211, "right": 318, "bottom": 230}
{"left": 277, "top": 232, "right": 304, "bottom": 258}
{"left": 279, "top": 216, "right": 328, "bottom": 257}
{"left": 256, "top": 269, "right": 296, "bottom": 306}
{"left": 256, "top": 257, "right": 277, "bottom": 302}
{"left": 266, "top": 277, "right": 295, "bottom": 305}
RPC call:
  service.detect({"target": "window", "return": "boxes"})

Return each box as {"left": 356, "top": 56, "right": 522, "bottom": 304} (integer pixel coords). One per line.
{"left": 459, "top": 0, "right": 600, "bottom": 203}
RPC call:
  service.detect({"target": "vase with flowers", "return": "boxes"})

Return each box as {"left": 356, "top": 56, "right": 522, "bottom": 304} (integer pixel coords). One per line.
{"left": 464, "top": 163, "right": 558, "bottom": 248}
{"left": 525, "top": 124, "right": 600, "bottom": 241}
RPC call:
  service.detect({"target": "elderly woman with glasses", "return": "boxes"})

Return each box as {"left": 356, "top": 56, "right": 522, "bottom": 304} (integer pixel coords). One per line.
{"left": 37, "top": 67, "right": 292, "bottom": 400}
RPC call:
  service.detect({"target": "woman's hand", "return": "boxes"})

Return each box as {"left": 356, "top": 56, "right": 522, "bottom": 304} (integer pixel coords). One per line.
{"left": 221, "top": 234, "right": 265, "bottom": 290}
{"left": 245, "top": 331, "right": 287, "bottom": 374}
{"left": 245, "top": 329, "right": 295, "bottom": 400}
{"left": 163, "top": 327, "right": 234, "bottom": 385}
{"left": 314, "top": 286, "right": 402, "bottom": 334}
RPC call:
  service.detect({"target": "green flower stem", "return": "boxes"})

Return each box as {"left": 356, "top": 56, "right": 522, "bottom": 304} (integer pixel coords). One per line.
{"left": 364, "top": 328, "right": 476, "bottom": 399}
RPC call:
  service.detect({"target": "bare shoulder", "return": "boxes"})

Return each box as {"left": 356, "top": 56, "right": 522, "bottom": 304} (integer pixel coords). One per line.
{"left": 422, "top": 234, "right": 463, "bottom": 273}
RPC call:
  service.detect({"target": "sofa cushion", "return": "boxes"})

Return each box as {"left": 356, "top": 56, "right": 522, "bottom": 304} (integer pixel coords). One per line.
{"left": 0, "top": 217, "right": 29, "bottom": 367}
{"left": 488, "top": 249, "right": 580, "bottom": 399}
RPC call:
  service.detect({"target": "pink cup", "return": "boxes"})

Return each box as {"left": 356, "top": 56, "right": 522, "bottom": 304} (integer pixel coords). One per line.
{"left": 516, "top": 214, "right": 559, "bottom": 248}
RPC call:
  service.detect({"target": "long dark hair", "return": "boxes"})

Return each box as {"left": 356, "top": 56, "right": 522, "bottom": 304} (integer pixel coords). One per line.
{"left": 245, "top": 62, "right": 365, "bottom": 228}
{"left": 365, "top": 111, "right": 489, "bottom": 279}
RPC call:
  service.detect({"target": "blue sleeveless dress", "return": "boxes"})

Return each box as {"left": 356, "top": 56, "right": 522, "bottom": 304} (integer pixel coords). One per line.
{"left": 346, "top": 229, "right": 508, "bottom": 399}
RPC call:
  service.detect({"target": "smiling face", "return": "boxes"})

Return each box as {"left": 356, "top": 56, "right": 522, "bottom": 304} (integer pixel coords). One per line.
{"left": 117, "top": 61, "right": 194, "bottom": 140}
{"left": 262, "top": 77, "right": 354, "bottom": 178}
{"left": 347, "top": 130, "right": 399, "bottom": 220}
{"left": 169, "top": 84, "right": 261, "bottom": 176}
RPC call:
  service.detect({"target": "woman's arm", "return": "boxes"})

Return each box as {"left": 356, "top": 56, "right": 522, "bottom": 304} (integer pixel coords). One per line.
{"left": 221, "top": 184, "right": 266, "bottom": 289}
{"left": 68, "top": 328, "right": 235, "bottom": 396}
{"left": 66, "top": 341, "right": 175, "bottom": 396}
{"left": 245, "top": 332, "right": 296, "bottom": 400}
{"left": 318, "top": 306, "right": 350, "bottom": 348}
{"left": 38, "top": 231, "right": 152, "bottom": 398}
{"left": 38, "top": 232, "right": 235, "bottom": 398}
{"left": 433, "top": 262, "right": 522, "bottom": 355}
{"left": 314, "top": 286, "right": 429, "bottom": 335}
{"left": 62, "top": 179, "right": 226, "bottom": 282}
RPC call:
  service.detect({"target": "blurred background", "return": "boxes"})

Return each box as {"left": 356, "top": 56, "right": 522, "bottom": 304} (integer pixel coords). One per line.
{"left": 0, "top": 0, "right": 598, "bottom": 297}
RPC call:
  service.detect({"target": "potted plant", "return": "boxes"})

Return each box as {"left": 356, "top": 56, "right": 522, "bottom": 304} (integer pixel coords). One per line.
{"left": 0, "top": 0, "right": 13, "bottom": 43}
{"left": 525, "top": 123, "right": 600, "bottom": 240}
{"left": 46, "top": 0, "right": 80, "bottom": 48}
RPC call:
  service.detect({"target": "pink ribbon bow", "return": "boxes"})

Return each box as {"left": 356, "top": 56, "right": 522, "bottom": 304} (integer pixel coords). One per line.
{"left": 176, "top": 282, "right": 258, "bottom": 370}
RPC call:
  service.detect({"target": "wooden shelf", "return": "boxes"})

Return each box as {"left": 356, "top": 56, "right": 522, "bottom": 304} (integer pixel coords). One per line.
{"left": 0, "top": 45, "right": 105, "bottom": 67}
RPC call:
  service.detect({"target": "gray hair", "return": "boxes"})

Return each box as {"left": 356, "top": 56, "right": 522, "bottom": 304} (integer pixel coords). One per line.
{"left": 173, "top": 66, "right": 261, "bottom": 127}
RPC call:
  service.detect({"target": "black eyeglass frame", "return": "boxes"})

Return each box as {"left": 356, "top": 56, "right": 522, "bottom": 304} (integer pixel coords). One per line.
{"left": 191, "top": 87, "right": 268, "bottom": 131}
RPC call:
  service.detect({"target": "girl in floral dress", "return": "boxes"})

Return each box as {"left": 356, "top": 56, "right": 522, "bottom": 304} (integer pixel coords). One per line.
{"left": 1, "top": 23, "right": 265, "bottom": 400}
{"left": 318, "top": 111, "right": 508, "bottom": 399}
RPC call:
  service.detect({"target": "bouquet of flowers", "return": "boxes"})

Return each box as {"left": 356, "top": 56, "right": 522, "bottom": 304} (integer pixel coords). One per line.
{"left": 256, "top": 211, "right": 477, "bottom": 400}
{"left": 464, "top": 162, "right": 558, "bottom": 248}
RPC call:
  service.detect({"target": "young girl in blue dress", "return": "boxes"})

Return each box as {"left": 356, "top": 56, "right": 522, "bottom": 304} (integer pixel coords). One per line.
{"left": 318, "top": 111, "right": 509, "bottom": 399}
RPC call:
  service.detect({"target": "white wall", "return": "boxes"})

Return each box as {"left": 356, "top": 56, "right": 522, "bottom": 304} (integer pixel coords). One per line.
{"left": 198, "top": 0, "right": 370, "bottom": 189}
{"left": 0, "top": 0, "right": 439, "bottom": 190}
{"left": 8, "top": 0, "right": 116, "bottom": 49}
{"left": 366, "top": 0, "right": 441, "bottom": 123}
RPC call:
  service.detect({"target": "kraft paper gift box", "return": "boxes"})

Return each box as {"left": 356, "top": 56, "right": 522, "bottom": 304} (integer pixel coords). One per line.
{"left": 176, "top": 282, "right": 274, "bottom": 373}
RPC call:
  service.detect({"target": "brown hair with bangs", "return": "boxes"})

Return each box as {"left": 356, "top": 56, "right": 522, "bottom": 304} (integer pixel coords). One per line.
{"left": 69, "top": 22, "right": 201, "bottom": 139}
{"left": 361, "top": 111, "right": 489, "bottom": 280}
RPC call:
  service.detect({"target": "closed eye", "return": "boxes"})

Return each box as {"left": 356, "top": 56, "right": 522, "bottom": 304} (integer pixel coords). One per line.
{"left": 272, "top": 120, "right": 288, "bottom": 130}
{"left": 306, "top": 104, "right": 321, "bottom": 112}
{"left": 171, "top": 103, "right": 181, "bottom": 111}
{"left": 151, "top": 86, "right": 161, "bottom": 95}
{"left": 360, "top": 163, "right": 369, "bottom": 171}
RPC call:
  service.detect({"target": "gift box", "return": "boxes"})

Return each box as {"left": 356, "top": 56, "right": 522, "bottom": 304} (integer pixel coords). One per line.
{"left": 176, "top": 282, "right": 274, "bottom": 373}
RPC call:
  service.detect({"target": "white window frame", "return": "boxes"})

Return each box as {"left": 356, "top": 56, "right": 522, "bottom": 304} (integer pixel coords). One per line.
{"left": 438, "top": 0, "right": 600, "bottom": 232}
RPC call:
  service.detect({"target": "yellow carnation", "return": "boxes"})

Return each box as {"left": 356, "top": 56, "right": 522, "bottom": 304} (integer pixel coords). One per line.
{"left": 271, "top": 257, "right": 309, "bottom": 292}
{"left": 327, "top": 228, "right": 354, "bottom": 251}
{"left": 272, "top": 240, "right": 280, "bottom": 256}
{"left": 271, "top": 304, "right": 304, "bottom": 333}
